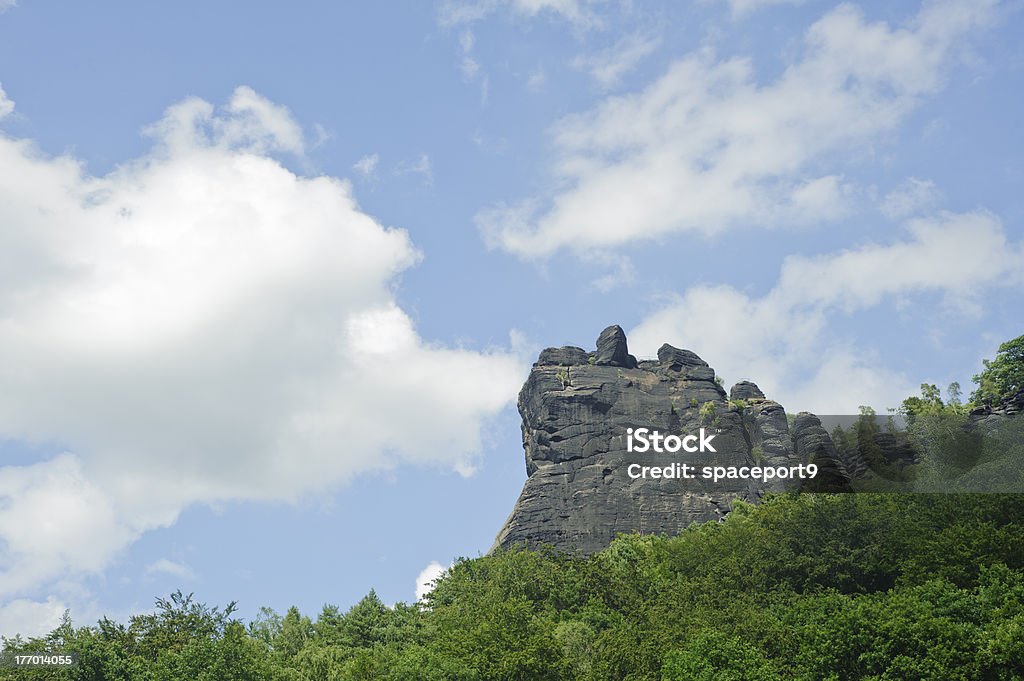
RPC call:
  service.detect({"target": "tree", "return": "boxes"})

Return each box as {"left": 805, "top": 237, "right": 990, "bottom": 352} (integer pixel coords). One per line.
{"left": 662, "top": 630, "right": 779, "bottom": 681}
{"left": 971, "top": 333, "right": 1024, "bottom": 407}
{"left": 275, "top": 606, "right": 312, "bottom": 659}
{"left": 899, "top": 384, "right": 945, "bottom": 421}
{"left": 947, "top": 381, "right": 963, "bottom": 408}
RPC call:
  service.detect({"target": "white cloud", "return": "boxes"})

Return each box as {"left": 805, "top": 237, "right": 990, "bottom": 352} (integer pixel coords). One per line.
{"left": 220, "top": 86, "right": 305, "bottom": 155}
{"left": 585, "top": 251, "right": 635, "bottom": 292}
{"left": 0, "top": 456, "right": 132, "bottom": 597}
{"left": 721, "top": 0, "right": 808, "bottom": 19}
{"left": 881, "top": 177, "right": 940, "bottom": 218}
{"left": 480, "top": 76, "right": 490, "bottom": 106}
{"left": 0, "top": 83, "right": 13, "bottom": 119}
{"left": 440, "top": 1, "right": 604, "bottom": 103}
{"left": 0, "top": 597, "right": 66, "bottom": 639}
{"left": 448, "top": 27, "right": 491, "bottom": 104}
{"left": 439, "top": 0, "right": 605, "bottom": 30}
{"left": 775, "top": 211, "right": 1020, "bottom": 309}
{"left": 630, "top": 211, "right": 1024, "bottom": 413}
{"left": 512, "top": 0, "right": 600, "bottom": 26}
{"left": 395, "top": 153, "right": 433, "bottom": 185}
{"left": 459, "top": 30, "right": 481, "bottom": 79}
{"left": 145, "top": 558, "right": 195, "bottom": 581}
{"left": 415, "top": 561, "right": 450, "bottom": 601}
{"left": 0, "top": 87, "right": 524, "bottom": 600}
{"left": 353, "top": 153, "right": 380, "bottom": 178}
{"left": 481, "top": 0, "right": 998, "bottom": 258}
{"left": 526, "top": 66, "right": 548, "bottom": 92}
{"left": 571, "top": 30, "right": 661, "bottom": 89}
{"left": 146, "top": 86, "right": 305, "bottom": 157}
{"left": 0, "top": 1, "right": 16, "bottom": 13}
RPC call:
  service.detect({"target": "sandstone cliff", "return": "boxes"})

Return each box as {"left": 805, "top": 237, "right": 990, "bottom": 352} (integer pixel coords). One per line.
{"left": 493, "top": 325, "right": 844, "bottom": 554}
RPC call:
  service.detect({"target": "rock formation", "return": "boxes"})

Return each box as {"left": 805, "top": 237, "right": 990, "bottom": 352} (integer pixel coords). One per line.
{"left": 969, "top": 387, "right": 1024, "bottom": 430}
{"left": 493, "top": 325, "right": 845, "bottom": 555}
{"left": 791, "top": 413, "right": 852, "bottom": 492}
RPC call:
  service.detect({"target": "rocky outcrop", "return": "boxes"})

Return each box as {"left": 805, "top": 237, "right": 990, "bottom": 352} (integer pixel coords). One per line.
{"left": 536, "top": 346, "right": 590, "bottom": 367}
{"left": 493, "top": 325, "right": 851, "bottom": 555}
{"left": 594, "top": 324, "right": 638, "bottom": 368}
{"left": 730, "top": 381, "right": 766, "bottom": 401}
{"left": 791, "top": 413, "right": 852, "bottom": 492}
{"left": 870, "top": 433, "right": 918, "bottom": 468}
{"left": 738, "top": 390, "right": 796, "bottom": 493}
{"left": 969, "top": 387, "right": 1024, "bottom": 431}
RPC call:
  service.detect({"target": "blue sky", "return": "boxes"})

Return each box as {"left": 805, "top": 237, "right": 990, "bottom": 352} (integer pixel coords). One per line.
{"left": 0, "top": 0, "right": 1021, "bottom": 637}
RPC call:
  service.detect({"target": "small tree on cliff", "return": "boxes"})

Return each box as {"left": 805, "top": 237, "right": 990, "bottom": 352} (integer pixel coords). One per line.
{"left": 970, "top": 333, "right": 1024, "bottom": 407}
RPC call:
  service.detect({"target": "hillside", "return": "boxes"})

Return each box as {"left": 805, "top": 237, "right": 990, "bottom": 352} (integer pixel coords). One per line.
{"left": 4, "top": 493, "right": 1024, "bottom": 680}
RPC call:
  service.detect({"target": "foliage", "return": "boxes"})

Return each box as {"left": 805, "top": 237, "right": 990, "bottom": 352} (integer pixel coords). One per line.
{"left": 900, "top": 383, "right": 948, "bottom": 421}
{"left": 971, "top": 333, "right": 1024, "bottom": 407}
{"left": 888, "top": 364, "right": 1024, "bottom": 492}
{"left": 5, "top": 494, "right": 1024, "bottom": 680}
{"left": 751, "top": 444, "right": 764, "bottom": 462}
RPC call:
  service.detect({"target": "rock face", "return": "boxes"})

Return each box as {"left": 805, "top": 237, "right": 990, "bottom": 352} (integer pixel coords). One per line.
{"left": 738, "top": 396, "right": 796, "bottom": 493}
{"left": 791, "top": 413, "right": 852, "bottom": 492}
{"left": 493, "top": 325, "right": 847, "bottom": 555}
{"left": 969, "top": 387, "right": 1024, "bottom": 430}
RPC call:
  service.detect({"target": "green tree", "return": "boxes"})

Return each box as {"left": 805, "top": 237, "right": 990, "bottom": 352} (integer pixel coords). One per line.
{"left": 275, "top": 606, "right": 312, "bottom": 660}
{"left": 971, "top": 333, "right": 1024, "bottom": 407}
{"left": 900, "top": 384, "right": 945, "bottom": 421}
{"left": 662, "top": 630, "right": 779, "bottom": 681}
{"left": 947, "top": 381, "right": 963, "bottom": 408}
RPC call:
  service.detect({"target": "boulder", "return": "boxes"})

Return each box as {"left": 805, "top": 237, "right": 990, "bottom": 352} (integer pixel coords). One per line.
{"left": 730, "top": 381, "right": 765, "bottom": 401}
{"left": 536, "top": 346, "right": 590, "bottom": 366}
{"left": 594, "top": 325, "right": 636, "bottom": 368}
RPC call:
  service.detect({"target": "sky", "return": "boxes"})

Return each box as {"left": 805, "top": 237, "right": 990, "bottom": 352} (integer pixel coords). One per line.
{"left": 0, "top": 0, "right": 1021, "bottom": 638}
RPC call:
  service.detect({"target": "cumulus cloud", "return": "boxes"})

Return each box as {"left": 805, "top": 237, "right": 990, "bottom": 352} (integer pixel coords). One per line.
{"left": 571, "top": 30, "right": 662, "bottom": 89}
{"left": 0, "top": 83, "right": 13, "bottom": 119}
{"left": 630, "top": 211, "right": 1024, "bottom": 413}
{"left": 0, "top": 456, "right": 131, "bottom": 597}
{"left": 0, "top": 87, "right": 524, "bottom": 605}
{"left": 480, "top": 0, "right": 998, "bottom": 258}
{"left": 147, "top": 85, "right": 306, "bottom": 157}
{"left": 0, "top": 597, "right": 66, "bottom": 639}
{"left": 415, "top": 561, "right": 450, "bottom": 601}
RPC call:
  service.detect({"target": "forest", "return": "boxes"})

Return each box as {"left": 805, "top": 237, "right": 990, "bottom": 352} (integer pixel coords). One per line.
{"left": 3, "top": 493, "right": 1023, "bottom": 680}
